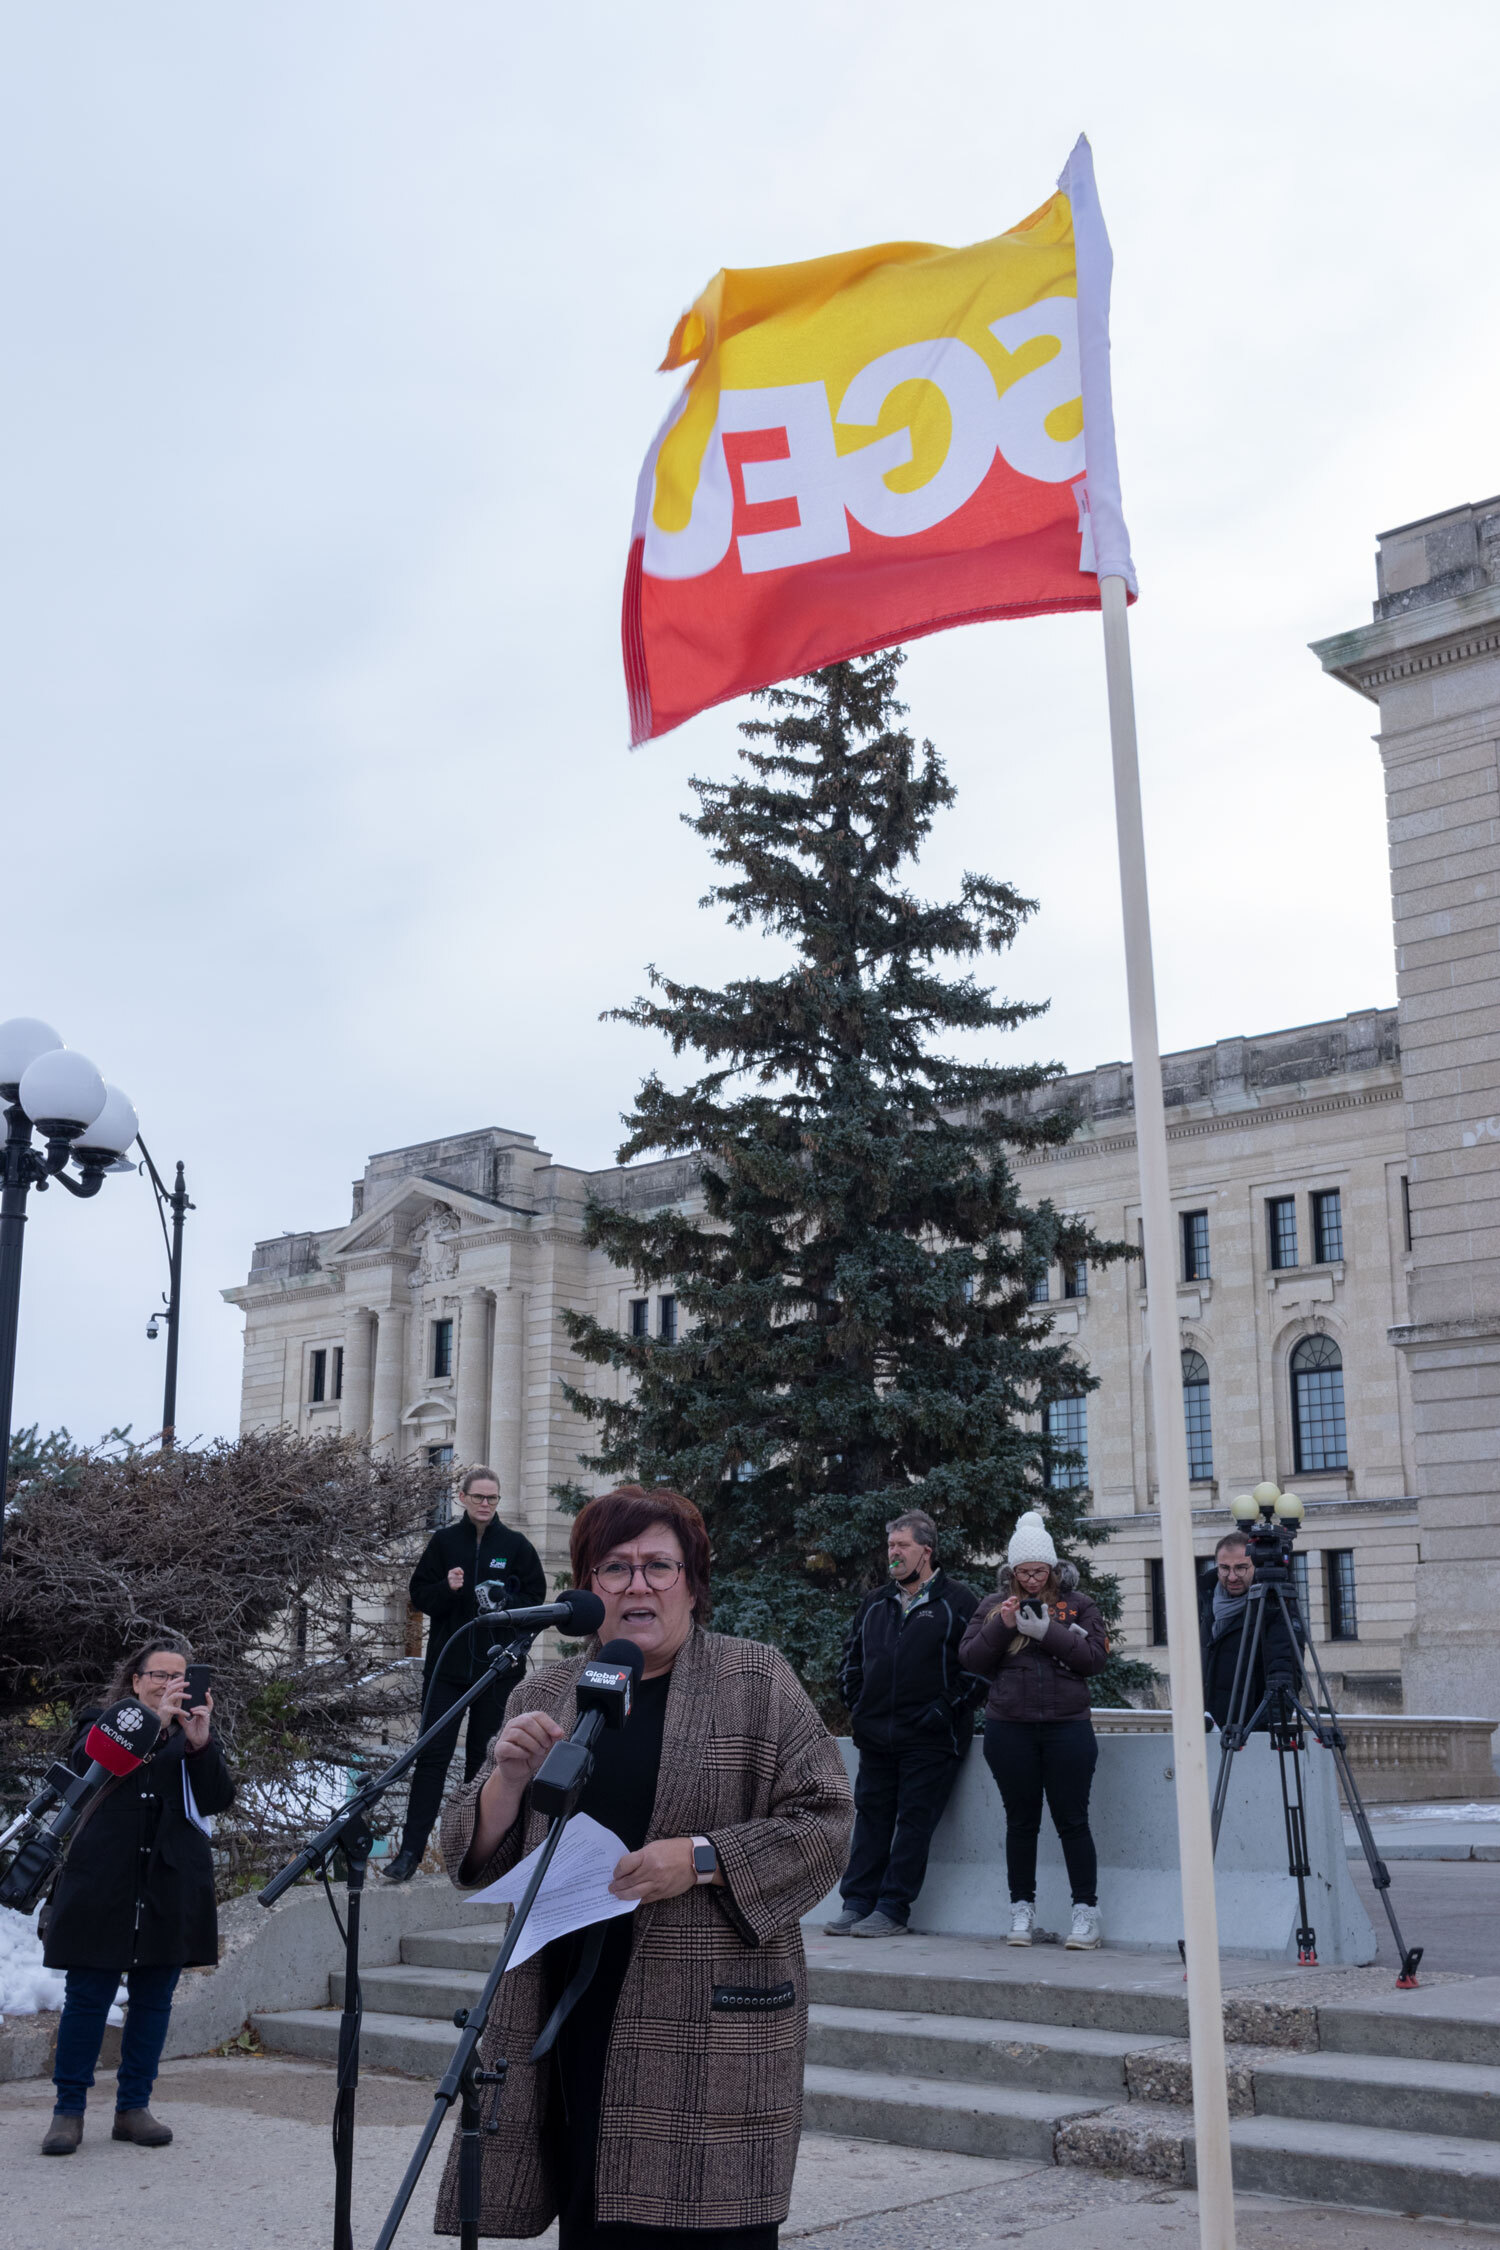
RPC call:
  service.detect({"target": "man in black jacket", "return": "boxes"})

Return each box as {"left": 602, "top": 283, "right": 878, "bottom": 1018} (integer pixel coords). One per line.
{"left": 826, "top": 1510, "right": 983, "bottom": 1938}
{"left": 1198, "top": 1532, "right": 1300, "bottom": 1734}
{"left": 384, "top": 1465, "right": 546, "bottom": 1881}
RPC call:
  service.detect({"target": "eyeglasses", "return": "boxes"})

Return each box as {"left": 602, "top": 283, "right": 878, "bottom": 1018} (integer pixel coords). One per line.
{"left": 592, "top": 1558, "right": 684, "bottom": 1593}
{"left": 136, "top": 1669, "right": 186, "bottom": 1684}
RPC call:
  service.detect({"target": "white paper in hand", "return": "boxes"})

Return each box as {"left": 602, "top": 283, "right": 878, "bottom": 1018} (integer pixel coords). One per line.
{"left": 469, "top": 1813, "right": 637, "bottom": 1970}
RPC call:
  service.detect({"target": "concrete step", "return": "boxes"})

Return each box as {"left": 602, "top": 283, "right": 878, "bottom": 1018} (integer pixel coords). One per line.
{"left": 1225, "top": 2112, "right": 1500, "bottom": 2225}
{"left": 806, "top": 1959, "right": 1186, "bottom": 2041}
{"left": 802, "top": 2062, "right": 1110, "bottom": 2161}
{"left": 1252, "top": 2047, "right": 1500, "bottom": 2141}
{"left": 806, "top": 2004, "right": 1140, "bottom": 2097}
{"left": 400, "top": 1923, "right": 512, "bottom": 1972}
{"left": 253, "top": 2006, "right": 456, "bottom": 2078}
{"left": 1317, "top": 1995, "right": 1500, "bottom": 2071}
{"left": 330, "top": 1962, "right": 484, "bottom": 2020}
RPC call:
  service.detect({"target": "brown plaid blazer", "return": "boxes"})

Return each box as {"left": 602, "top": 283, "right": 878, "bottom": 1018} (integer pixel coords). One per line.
{"left": 434, "top": 1626, "right": 853, "bottom": 2238}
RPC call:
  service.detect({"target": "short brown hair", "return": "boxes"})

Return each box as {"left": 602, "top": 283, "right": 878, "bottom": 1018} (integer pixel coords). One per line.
{"left": 570, "top": 1485, "right": 712, "bottom": 1621}
{"left": 1215, "top": 1532, "right": 1250, "bottom": 1559}
{"left": 460, "top": 1464, "right": 501, "bottom": 1496}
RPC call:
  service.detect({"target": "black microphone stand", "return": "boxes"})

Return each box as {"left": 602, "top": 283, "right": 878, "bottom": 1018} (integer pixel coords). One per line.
{"left": 372, "top": 1779, "right": 597, "bottom": 2250}
{"left": 372, "top": 1649, "right": 635, "bottom": 2250}
{"left": 257, "top": 1628, "right": 535, "bottom": 2250}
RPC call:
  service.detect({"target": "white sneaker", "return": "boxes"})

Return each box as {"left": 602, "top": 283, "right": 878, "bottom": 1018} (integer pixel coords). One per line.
{"left": 1007, "top": 1900, "right": 1035, "bottom": 1946}
{"left": 1065, "top": 1903, "right": 1103, "bottom": 1950}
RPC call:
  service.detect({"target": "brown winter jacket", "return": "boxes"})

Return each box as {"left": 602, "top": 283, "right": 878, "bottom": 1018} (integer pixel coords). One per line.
{"left": 435, "top": 1625, "right": 852, "bottom": 2238}
{"left": 957, "top": 1563, "right": 1110, "bottom": 1724}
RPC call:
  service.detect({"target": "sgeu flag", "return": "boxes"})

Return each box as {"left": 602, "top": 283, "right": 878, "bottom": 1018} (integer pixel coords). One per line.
{"left": 623, "top": 137, "right": 1134, "bottom": 746}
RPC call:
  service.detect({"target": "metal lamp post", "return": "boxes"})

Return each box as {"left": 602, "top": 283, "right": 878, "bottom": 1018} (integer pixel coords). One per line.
{"left": 0, "top": 1017, "right": 140, "bottom": 1564}
{"left": 137, "top": 1143, "right": 194, "bottom": 1450}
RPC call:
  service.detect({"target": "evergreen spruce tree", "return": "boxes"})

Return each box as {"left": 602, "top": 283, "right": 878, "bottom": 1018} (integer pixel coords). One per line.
{"left": 560, "top": 652, "right": 1150, "bottom": 1715}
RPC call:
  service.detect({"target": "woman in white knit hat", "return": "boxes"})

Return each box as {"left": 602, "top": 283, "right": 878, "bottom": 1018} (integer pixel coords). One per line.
{"left": 957, "top": 1510, "right": 1109, "bottom": 1949}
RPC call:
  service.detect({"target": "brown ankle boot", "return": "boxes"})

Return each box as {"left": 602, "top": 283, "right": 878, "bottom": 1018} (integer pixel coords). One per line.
{"left": 112, "top": 2108, "right": 173, "bottom": 2146}
{"left": 42, "top": 2111, "right": 83, "bottom": 2156}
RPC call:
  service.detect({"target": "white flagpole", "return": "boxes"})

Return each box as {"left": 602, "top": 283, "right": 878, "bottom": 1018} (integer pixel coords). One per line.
{"left": 1099, "top": 570, "right": 1236, "bottom": 2249}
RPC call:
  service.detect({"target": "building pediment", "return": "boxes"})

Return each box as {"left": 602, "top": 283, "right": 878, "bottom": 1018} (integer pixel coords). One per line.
{"left": 323, "top": 1174, "right": 524, "bottom": 1269}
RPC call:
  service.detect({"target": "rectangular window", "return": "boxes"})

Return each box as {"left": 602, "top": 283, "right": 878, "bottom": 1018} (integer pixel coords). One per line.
{"left": 1063, "top": 1259, "right": 1087, "bottom": 1300}
{"left": 1325, "top": 1550, "right": 1358, "bottom": 1641}
{"left": 1290, "top": 1550, "right": 1311, "bottom": 1631}
{"left": 1030, "top": 1270, "right": 1051, "bottom": 1304}
{"left": 332, "top": 1346, "right": 344, "bottom": 1401}
{"left": 432, "top": 1318, "right": 454, "bottom": 1379}
{"left": 658, "top": 1295, "right": 678, "bottom": 1343}
{"left": 426, "top": 1443, "right": 453, "bottom": 1528}
{"left": 628, "top": 1297, "right": 650, "bottom": 1338}
{"left": 1268, "top": 1196, "right": 1299, "bottom": 1270}
{"left": 1148, "top": 1558, "right": 1168, "bottom": 1647}
{"left": 1401, "top": 1175, "right": 1412, "bottom": 1253}
{"left": 1181, "top": 1210, "right": 1211, "bottom": 1283}
{"left": 1043, "top": 1395, "right": 1088, "bottom": 1489}
{"left": 1312, "top": 1188, "right": 1343, "bottom": 1265}
{"left": 308, "top": 1349, "right": 327, "bottom": 1404}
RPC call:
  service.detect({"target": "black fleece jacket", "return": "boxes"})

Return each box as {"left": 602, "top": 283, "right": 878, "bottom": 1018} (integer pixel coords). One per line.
{"left": 410, "top": 1515, "right": 546, "bottom": 1688}
{"left": 837, "top": 1569, "right": 985, "bottom": 1757}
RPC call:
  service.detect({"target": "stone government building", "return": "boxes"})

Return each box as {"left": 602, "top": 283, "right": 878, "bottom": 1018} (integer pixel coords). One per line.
{"left": 225, "top": 495, "right": 1500, "bottom": 1727}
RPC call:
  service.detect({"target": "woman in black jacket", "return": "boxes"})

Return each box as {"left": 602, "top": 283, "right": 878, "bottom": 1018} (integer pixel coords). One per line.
{"left": 384, "top": 1465, "right": 546, "bottom": 1882}
{"left": 39, "top": 1637, "right": 234, "bottom": 2157}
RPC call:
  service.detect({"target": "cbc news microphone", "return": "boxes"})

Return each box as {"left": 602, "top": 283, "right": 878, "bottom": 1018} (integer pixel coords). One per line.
{"left": 529, "top": 1638, "right": 644, "bottom": 1818}
{"left": 472, "top": 1585, "right": 607, "bottom": 1635}
{"left": 0, "top": 1699, "right": 163, "bottom": 1913}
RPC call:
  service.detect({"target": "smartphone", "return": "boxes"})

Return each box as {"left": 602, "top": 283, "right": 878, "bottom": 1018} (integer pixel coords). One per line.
{"left": 184, "top": 1663, "right": 212, "bottom": 1709}
{"left": 1018, "top": 1599, "right": 1043, "bottom": 1620}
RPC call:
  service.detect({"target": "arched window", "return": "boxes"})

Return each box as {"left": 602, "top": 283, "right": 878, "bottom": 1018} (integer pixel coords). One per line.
{"left": 1181, "top": 1349, "right": 1213, "bottom": 1481}
{"left": 1291, "top": 1334, "right": 1347, "bottom": 1473}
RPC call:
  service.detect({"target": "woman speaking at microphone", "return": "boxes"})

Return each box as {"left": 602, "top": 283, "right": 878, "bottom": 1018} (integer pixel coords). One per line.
{"left": 38, "top": 1638, "right": 235, "bottom": 2158}
{"left": 438, "top": 1485, "right": 853, "bottom": 2249}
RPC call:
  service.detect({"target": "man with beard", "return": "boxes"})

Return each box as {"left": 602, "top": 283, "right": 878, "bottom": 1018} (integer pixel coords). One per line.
{"left": 826, "top": 1511, "right": 983, "bottom": 1938}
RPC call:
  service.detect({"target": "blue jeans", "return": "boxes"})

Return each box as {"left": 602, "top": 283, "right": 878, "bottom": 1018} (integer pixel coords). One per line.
{"left": 53, "top": 1966, "right": 180, "bottom": 2115}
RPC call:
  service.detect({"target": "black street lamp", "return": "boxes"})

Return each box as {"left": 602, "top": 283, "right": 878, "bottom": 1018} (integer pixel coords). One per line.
{"left": 0, "top": 1017, "right": 139, "bottom": 1565}
{"left": 137, "top": 1142, "right": 194, "bottom": 1451}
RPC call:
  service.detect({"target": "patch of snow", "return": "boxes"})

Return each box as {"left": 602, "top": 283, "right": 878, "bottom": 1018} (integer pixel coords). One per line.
{"left": 0, "top": 1903, "right": 65, "bottom": 2020}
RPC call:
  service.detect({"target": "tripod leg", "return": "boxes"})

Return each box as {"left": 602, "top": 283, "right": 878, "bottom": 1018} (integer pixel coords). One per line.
{"left": 1273, "top": 1718, "right": 1316, "bottom": 1964}
{"left": 1325, "top": 1734, "right": 1424, "bottom": 1987}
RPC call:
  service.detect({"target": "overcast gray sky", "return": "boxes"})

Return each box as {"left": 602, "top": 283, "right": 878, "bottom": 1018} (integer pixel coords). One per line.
{"left": 4, "top": 2, "right": 1497, "bottom": 1449}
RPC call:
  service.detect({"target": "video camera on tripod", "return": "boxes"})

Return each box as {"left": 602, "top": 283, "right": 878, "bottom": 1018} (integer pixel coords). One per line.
{"left": 1207, "top": 1478, "right": 1422, "bottom": 1987}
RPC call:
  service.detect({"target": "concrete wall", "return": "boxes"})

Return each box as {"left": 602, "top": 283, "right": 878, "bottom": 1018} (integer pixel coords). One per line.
{"left": 1313, "top": 496, "right": 1500, "bottom": 1724}
{"left": 0, "top": 1874, "right": 498, "bottom": 2083}
{"left": 806, "top": 1734, "right": 1377, "bottom": 1965}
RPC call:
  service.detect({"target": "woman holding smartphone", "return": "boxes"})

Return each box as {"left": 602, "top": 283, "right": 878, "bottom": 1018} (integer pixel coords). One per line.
{"left": 39, "top": 1637, "right": 234, "bottom": 2156}
{"left": 958, "top": 1513, "right": 1109, "bottom": 1952}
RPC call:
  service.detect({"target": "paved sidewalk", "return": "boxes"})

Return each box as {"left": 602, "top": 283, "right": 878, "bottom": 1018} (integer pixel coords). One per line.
{"left": 1345, "top": 1800, "right": 1500, "bottom": 1862}
{"left": 5, "top": 2055, "right": 1500, "bottom": 2250}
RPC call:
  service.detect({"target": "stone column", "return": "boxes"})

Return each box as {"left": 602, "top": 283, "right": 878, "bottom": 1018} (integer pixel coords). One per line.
{"left": 1313, "top": 496, "right": 1500, "bottom": 1717}
{"left": 489, "top": 1279, "right": 525, "bottom": 1514}
{"left": 370, "top": 1305, "right": 408, "bottom": 1460}
{"left": 455, "top": 1288, "right": 492, "bottom": 1468}
{"left": 340, "top": 1306, "right": 375, "bottom": 1440}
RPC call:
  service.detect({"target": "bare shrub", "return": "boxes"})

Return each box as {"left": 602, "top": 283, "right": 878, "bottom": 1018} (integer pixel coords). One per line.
{"left": 0, "top": 1428, "right": 450, "bottom": 1893}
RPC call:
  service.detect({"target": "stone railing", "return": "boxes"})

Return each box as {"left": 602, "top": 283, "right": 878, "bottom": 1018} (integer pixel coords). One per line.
{"left": 1093, "top": 1707, "right": 1499, "bottom": 1802}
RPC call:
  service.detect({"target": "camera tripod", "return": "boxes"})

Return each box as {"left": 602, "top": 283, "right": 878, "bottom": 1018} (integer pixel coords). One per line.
{"left": 1208, "top": 1554, "right": 1423, "bottom": 1988}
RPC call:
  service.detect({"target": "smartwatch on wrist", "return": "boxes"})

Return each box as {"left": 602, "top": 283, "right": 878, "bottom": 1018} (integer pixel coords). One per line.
{"left": 691, "top": 1835, "right": 718, "bottom": 1884}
